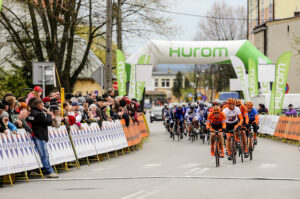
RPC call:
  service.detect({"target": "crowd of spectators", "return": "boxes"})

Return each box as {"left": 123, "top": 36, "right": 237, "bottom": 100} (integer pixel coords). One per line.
{"left": 0, "top": 86, "right": 142, "bottom": 178}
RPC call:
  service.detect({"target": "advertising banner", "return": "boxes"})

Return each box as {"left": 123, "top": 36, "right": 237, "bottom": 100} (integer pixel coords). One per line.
{"left": 116, "top": 50, "right": 127, "bottom": 96}
{"left": 269, "top": 52, "right": 292, "bottom": 115}
{"left": 248, "top": 58, "right": 259, "bottom": 98}
{"left": 230, "top": 56, "right": 250, "bottom": 101}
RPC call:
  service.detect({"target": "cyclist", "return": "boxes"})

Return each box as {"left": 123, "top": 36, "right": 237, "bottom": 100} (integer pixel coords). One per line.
{"left": 197, "top": 103, "right": 208, "bottom": 132}
{"left": 235, "top": 99, "right": 249, "bottom": 158}
{"left": 206, "top": 106, "right": 226, "bottom": 158}
{"left": 168, "top": 104, "right": 176, "bottom": 137}
{"left": 185, "top": 104, "right": 198, "bottom": 140}
{"left": 223, "top": 98, "right": 243, "bottom": 160}
{"left": 174, "top": 104, "right": 185, "bottom": 139}
{"left": 162, "top": 103, "right": 169, "bottom": 125}
{"left": 245, "top": 101, "right": 259, "bottom": 145}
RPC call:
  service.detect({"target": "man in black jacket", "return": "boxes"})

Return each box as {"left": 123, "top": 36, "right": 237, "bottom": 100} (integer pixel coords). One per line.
{"left": 27, "top": 99, "right": 58, "bottom": 178}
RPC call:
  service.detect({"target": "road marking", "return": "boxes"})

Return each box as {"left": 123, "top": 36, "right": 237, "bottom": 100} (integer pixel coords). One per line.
{"left": 141, "top": 163, "right": 162, "bottom": 169}
{"left": 195, "top": 168, "right": 210, "bottom": 174}
{"left": 184, "top": 168, "right": 201, "bottom": 174}
{"left": 179, "top": 163, "right": 201, "bottom": 169}
{"left": 93, "top": 165, "right": 116, "bottom": 171}
{"left": 260, "top": 164, "right": 277, "bottom": 169}
{"left": 137, "top": 189, "right": 160, "bottom": 199}
{"left": 121, "top": 190, "right": 146, "bottom": 199}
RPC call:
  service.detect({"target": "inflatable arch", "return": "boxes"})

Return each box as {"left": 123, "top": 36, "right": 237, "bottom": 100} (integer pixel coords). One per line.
{"left": 127, "top": 40, "right": 271, "bottom": 68}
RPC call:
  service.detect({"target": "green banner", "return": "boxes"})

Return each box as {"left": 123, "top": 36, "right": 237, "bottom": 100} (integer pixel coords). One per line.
{"left": 116, "top": 49, "right": 126, "bottom": 96}
{"left": 136, "top": 81, "right": 145, "bottom": 101}
{"left": 269, "top": 52, "right": 292, "bottom": 115}
{"left": 0, "top": 0, "right": 3, "bottom": 11}
{"left": 248, "top": 58, "right": 259, "bottom": 98}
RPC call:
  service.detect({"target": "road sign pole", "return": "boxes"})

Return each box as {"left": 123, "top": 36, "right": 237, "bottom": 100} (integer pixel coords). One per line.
{"left": 42, "top": 65, "right": 46, "bottom": 98}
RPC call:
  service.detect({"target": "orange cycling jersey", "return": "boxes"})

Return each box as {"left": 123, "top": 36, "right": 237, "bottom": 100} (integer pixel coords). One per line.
{"left": 239, "top": 105, "right": 249, "bottom": 124}
{"left": 206, "top": 112, "right": 226, "bottom": 130}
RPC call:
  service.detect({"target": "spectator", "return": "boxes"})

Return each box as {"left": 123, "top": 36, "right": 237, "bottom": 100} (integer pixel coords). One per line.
{"left": 50, "top": 105, "right": 61, "bottom": 128}
{"left": 285, "top": 104, "right": 297, "bottom": 117}
{"left": 15, "top": 104, "right": 33, "bottom": 134}
{"left": 258, "top": 104, "right": 269, "bottom": 114}
{"left": 1, "top": 111, "right": 18, "bottom": 135}
{"left": 0, "top": 102, "right": 7, "bottom": 134}
{"left": 26, "top": 86, "right": 43, "bottom": 104}
{"left": 27, "top": 99, "right": 58, "bottom": 178}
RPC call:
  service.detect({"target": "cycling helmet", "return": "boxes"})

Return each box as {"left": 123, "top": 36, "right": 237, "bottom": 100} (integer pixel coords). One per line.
{"left": 245, "top": 101, "right": 254, "bottom": 109}
{"left": 227, "top": 98, "right": 235, "bottom": 105}
{"left": 212, "top": 106, "right": 221, "bottom": 114}
{"left": 177, "top": 104, "right": 182, "bottom": 108}
{"left": 189, "top": 105, "right": 195, "bottom": 109}
{"left": 235, "top": 99, "right": 241, "bottom": 106}
{"left": 182, "top": 103, "right": 186, "bottom": 106}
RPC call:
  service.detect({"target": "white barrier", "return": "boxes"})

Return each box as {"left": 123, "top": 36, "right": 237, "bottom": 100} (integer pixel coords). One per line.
{"left": 47, "top": 126, "right": 76, "bottom": 165}
{"left": 259, "top": 115, "right": 280, "bottom": 136}
{"left": 69, "top": 122, "right": 129, "bottom": 157}
{"left": 0, "top": 130, "right": 41, "bottom": 176}
{"left": 0, "top": 120, "right": 134, "bottom": 177}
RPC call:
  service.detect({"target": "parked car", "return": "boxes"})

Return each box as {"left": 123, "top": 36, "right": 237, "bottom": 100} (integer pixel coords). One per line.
{"left": 150, "top": 107, "right": 163, "bottom": 123}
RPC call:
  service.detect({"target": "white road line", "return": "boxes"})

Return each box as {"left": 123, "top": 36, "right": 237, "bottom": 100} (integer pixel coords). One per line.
{"left": 137, "top": 189, "right": 160, "bottom": 199}
{"left": 184, "top": 168, "right": 201, "bottom": 174}
{"left": 179, "top": 163, "right": 201, "bottom": 169}
{"left": 121, "top": 190, "right": 146, "bottom": 199}
{"left": 195, "top": 168, "right": 210, "bottom": 174}
{"left": 141, "top": 163, "right": 162, "bottom": 169}
{"left": 260, "top": 164, "right": 277, "bottom": 169}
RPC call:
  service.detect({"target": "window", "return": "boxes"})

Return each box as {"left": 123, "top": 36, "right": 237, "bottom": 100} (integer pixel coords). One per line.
{"left": 154, "top": 79, "right": 158, "bottom": 87}
{"left": 161, "top": 79, "right": 170, "bottom": 88}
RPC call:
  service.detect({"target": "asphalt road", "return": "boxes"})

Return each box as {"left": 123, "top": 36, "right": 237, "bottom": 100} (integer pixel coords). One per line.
{"left": 1, "top": 116, "right": 300, "bottom": 199}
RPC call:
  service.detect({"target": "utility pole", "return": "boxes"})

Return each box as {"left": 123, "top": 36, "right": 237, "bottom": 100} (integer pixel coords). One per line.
{"left": 105, "top": 0, "right": 113, "bottom": 90}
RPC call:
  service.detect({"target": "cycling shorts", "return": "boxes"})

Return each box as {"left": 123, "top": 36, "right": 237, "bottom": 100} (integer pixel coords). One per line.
{"left": 226, "top": 121, "right": 239, "bottom": 131}
{"left": 211, "top": 123, "right": 222, "bottom": 131}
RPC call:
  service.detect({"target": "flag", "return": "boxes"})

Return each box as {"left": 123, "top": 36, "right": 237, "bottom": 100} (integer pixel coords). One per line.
{"left": 135, "top": 81, "right": 145, "bottom": 102}
{"left": 116, "top": 50, "right": 126, "bottom": 96}
{"left": 269, "top": 52, "right": 292, "bottom": 115}
{"left": 248, "top": 58, "right": 259, "bottom": 98}
{"left": 230, "top": 56, "right": 250, "bottom": 101}
{"left": 0, "top": 0, "right": 3, "bottom": 12}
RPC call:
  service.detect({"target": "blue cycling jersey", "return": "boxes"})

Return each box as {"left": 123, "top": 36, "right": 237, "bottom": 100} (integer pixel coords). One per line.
{"left": 248, "top": 108, "right": 258, "bottom": 121}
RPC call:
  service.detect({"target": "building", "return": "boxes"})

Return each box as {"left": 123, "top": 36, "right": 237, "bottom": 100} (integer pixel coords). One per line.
{"left": 248, "top": 0, "right": 300, "bottom": 42}
{"left": 146, "top": 70, "right": 185, "bottom": 104}
{"left": 248, "top": 0, "right": 300, "bottom": 93}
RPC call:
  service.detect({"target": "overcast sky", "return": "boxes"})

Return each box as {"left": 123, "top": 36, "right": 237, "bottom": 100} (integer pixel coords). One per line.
{"left": 123, "top": 0, "right": 247, "bottom": 55}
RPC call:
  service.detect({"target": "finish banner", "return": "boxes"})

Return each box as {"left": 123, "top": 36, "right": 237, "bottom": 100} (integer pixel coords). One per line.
{"left": 116, "top": 50, "right": 126, "bottom": 96}
{"left": 248, "top": 58, "right": 259, "bottom": 98}
{"left": 230, "top": 56, "right": 250, "bottom": 101}
{"left": 269, "top": 52, "right": 292, "bottom": 115}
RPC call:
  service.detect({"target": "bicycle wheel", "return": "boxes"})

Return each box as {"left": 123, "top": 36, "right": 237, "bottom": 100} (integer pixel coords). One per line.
{"left": 231, "top": 137, "right": 236, "bottom": 165}
{"left": 215, "top": 138, "right": 220, "bottom": 167}
{"left": 239, "top": 134, "right": 244, "bottom": 163}
{"left": 202, "top": 129, "right": 205, "bottom": 144}
{"left": 249, "top": 134, "right": 253, "bottom": 160}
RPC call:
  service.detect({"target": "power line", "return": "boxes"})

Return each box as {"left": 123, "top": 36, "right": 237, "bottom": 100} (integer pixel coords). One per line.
{"left": 124, "top": 3, "right": 272, "bottom": 21}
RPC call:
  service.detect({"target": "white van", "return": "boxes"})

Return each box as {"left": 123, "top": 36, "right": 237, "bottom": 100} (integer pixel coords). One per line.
{"left": 251, "top": 94, "right": 300, "bottom": 110}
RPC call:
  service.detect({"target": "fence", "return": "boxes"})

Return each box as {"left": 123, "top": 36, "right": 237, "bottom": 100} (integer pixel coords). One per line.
{"left": 0, "top": 115, "right": 149, "bottom": 185}
{"left": 259, "top": 115, "right": 300, "bottom": 141}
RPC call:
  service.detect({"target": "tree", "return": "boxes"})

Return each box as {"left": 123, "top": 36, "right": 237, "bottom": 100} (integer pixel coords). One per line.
{"left": 0, "top": 0, "right": 107, "bottom": 92}
{"left": 114, "top": 0, "right": 177, "bottom": 53}
{"left": 0, "top": 66, "right": 28, "bottom": 97}
{"left": 172, "top": 72, "right": 183, "bottom": 100}
{"left": 194, "top": 1, "right": 246, "bottom": 99}
{"left": 105, "top": 0, "right": 113, "bottom": 90}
